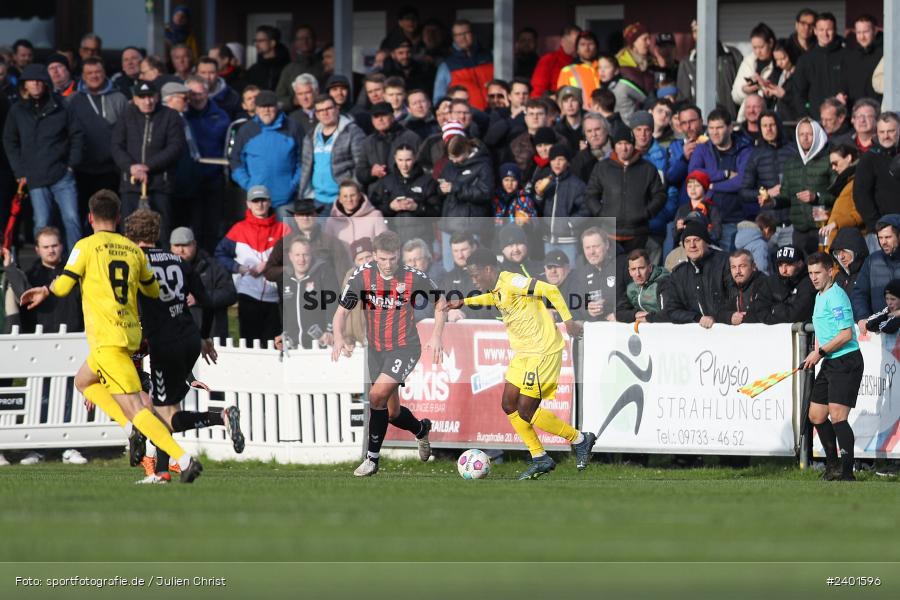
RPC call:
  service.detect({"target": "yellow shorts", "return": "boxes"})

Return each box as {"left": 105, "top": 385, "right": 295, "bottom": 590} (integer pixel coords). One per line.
{"left": 506, "top": 352, "right": 562, "bottom": 400}
{"left": 87, "top": 346, "right": 142, "bottom": 395}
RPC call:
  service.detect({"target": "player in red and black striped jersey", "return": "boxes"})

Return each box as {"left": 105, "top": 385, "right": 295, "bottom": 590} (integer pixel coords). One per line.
{"left": 332, "top": 231, "right": 447, "bottom": 477}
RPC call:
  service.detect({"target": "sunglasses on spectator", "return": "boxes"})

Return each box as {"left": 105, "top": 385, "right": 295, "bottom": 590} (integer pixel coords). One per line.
{"left": 249, "top": 198, "right": 270, "bottom": 203}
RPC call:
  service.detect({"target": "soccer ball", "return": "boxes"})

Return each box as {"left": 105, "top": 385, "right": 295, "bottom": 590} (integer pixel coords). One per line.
{"left": 457, "top": 449, "right": 491, "bottom": 480}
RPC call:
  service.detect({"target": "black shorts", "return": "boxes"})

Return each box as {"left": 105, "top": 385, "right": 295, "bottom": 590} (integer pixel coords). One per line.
{"left": 147, "top": 336, "right": 202, "bottom": 406}
{"left": 810, "top": 350, "right": 864, "bottom": 408}
{"left": 367, "top": 345, "right": 421, "bottom": 385}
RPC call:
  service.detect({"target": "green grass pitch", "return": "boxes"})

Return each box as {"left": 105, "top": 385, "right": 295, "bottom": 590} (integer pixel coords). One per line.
{"left": 1, "top": 454, "right": 899, "bottom": 599}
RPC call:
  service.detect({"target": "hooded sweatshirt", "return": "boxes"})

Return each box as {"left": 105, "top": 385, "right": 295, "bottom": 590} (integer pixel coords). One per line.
{"left": 324, "top": 195, "right": 388, "bottom": 248}
{"left": 830, "top": 226, "right": 869, "bottom": 294}
{"left": 774, "top": 118, "right": 833, "bottom": 232}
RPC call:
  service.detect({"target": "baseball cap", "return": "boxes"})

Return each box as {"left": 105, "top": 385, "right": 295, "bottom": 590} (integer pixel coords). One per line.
{"left": 558, "top": 86, "right": 581, "bottom": 103}
{"left": 286, "top": 198, "right": 317, "bottom": 215}
{"left": 161, "top": 82, "right": 190, "bottom": 100}
{"left": 133, "top": 81, "right": 157, "bottom": 97}
{"left": 544, "top": 249, "right": 570, "bottom": 267}
{"left": 370, "top": 101, "right": 393, "bottom": 117}
{"left": 325, "top": 74, "right": 351, "bottom": 90}
{"left": 247, "top": 185, "right": 271, "bottom": 201}
{"left": 170, "top": 227, "right": 195, "bottom": 245}
{"left": 255, "top": 90, "right": 277, "bottom": 107}
{"left": 351, "top": 237, "right": 374, "bottom": 257}
{"left": 628, "top": 110, "right": 653, "bottom": 130}
{"left": 775, "top": 245, "right": 803, "bottom": 264}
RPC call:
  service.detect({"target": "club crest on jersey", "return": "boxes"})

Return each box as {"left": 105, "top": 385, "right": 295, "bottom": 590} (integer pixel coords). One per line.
{"left": 606, "top": 276, "right": 616, "bottom": 287}
{"left": 305, "top": 281, "right": 316, "bottom": 292}
{"left": 396, "top": 283, "right": 406, "bottom": 294}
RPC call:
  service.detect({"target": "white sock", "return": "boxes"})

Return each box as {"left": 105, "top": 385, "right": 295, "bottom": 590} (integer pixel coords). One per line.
{"left": 574, "top": 432, "right": 585, "bottom": 445}
{"left": 124, "top": 422, "right": 133, "bottom": 436}
{"left": 534, "top": 452, "right": 547, "bottom": 459}
{"left": 367, "top": 452, "right": 379, "bottom": 460}
{"left": 176, "top": 453, "right": 192, "bottom": 471}
{"left": 146, "top": 441, "right": 157, "bottom": 459}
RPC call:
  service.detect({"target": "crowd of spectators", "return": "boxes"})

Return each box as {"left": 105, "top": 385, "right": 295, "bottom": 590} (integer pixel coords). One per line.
{"left": 3, "top": 6, "right": 900, "bottom": 355}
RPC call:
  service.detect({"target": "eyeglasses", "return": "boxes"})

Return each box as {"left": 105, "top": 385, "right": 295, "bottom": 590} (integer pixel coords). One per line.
{"left": 453, "top": 30, "right": 472, "bottom": 38}
{"left": 315, "top": 106, "right": 335, "bottom": 114}
{"left": 249, "top": 198, "right": 270, "bottom": 203}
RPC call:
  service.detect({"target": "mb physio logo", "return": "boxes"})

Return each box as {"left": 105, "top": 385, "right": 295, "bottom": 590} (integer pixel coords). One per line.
{"left": 596, "top": 334, "right": 652, "bottom": 438}
{"left": 400, "top": 349, "right": 462, "bottom": 402}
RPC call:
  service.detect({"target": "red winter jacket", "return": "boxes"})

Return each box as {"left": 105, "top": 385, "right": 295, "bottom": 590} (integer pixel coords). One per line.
{"left": 530, "top": 48, "right": 574, "bottom": 98}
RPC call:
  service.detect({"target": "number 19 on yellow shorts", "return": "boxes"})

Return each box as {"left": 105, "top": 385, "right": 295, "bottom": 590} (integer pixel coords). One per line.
{"left": 505, "top": 352, "right": 562, "bottom": 400}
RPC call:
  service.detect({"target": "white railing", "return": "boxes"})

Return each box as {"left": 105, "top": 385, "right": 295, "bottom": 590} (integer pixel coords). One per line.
{"left": 0, "top": 329, "right": 366, "bottom": 463}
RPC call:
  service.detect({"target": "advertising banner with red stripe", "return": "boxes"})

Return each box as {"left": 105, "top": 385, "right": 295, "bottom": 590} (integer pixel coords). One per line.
{"left": 384, "top": 320, "right": 575, "bottom": 450}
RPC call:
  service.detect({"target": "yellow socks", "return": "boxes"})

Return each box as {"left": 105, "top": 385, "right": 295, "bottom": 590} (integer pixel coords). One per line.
{"left": 83, "top": 383, "right": 129, "bottom": 427}
{"left": 508, "top": 411, "right": 545, "bottom": 458}
{"left": 133, "top": 408, "right": 187, "bottom": 461}
{"left": 530, "top": 407, "right": 579, "bottom": 443}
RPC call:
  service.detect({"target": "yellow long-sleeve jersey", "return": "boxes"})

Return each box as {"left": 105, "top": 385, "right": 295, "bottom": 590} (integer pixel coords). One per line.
{"left": 464, "top": 271, "right": 572, "bottom": 355}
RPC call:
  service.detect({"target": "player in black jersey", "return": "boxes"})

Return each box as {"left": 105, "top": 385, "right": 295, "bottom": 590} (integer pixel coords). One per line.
{"left": 332, "top": 231, "right": 447, "bottom": 476}
{"left": 124, "top": 209, "right": 244, "bottom": 483}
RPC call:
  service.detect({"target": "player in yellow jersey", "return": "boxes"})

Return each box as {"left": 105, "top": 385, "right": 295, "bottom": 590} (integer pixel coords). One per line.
{"left": 20, "top": 190, "right": 203, "bottom": 483}
{"left": 444, "top": 248, "right": 597, "bottom": 480}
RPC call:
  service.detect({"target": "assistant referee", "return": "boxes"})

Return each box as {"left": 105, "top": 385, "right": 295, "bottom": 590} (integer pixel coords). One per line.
{"left": 802, "top": 252, "right": 864, "bottom": 481}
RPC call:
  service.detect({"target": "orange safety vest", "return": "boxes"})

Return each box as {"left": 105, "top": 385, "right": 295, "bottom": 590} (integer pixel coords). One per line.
{"left": 556, "top": 61, "right": 600, "bottom": 106}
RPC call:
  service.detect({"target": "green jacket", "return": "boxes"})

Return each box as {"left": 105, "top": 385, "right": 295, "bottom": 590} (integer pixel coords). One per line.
{"left": 617, "top": 265, "right": 670, "bottom": 322}
{"left": 775, "top": 151, "right": 834, "bottom": 232}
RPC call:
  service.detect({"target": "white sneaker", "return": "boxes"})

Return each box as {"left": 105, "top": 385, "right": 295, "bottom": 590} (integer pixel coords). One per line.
{"left": 0, "top": 453, "right": 10, "bottom": 466}
{"left": 353, "top": 457, "right": 379, "bottom": 477}
{"left": 135, "top": 474, "right": 168, "bottom": 485}
{"left": 20, "top": 452, "right": 43, "bottom": 465}
{"left": 62, "top": 449, "right": 88, "bottom": 464}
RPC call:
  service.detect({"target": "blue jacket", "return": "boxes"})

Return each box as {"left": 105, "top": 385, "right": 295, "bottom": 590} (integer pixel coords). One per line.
{"left": 851, "top": 214, "right": 900, "bottom": 319}
{"left": 230, "top": 112, "right": 304, "bottom": 207}
{"left": 186, "top": 99, "right": 229, "bottom": 180}
{"left": 643, "top": 139, "right": 679, "bottom": 237}
{"left": 734, "top": 224, "right": 771, "bottom": 275}
{"left": 688, "top": 133, "right": 753, "bottom": 224}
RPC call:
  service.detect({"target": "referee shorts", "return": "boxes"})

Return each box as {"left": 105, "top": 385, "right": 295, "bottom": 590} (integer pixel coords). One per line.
{"left": 810, "top": 350, "right": 864, "bottom": 408}
{"left": 506, "top": 351, "right": 562, "bottom": 401}
{"left": 87, "top": 346, "right": 143, "bottom": 395}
